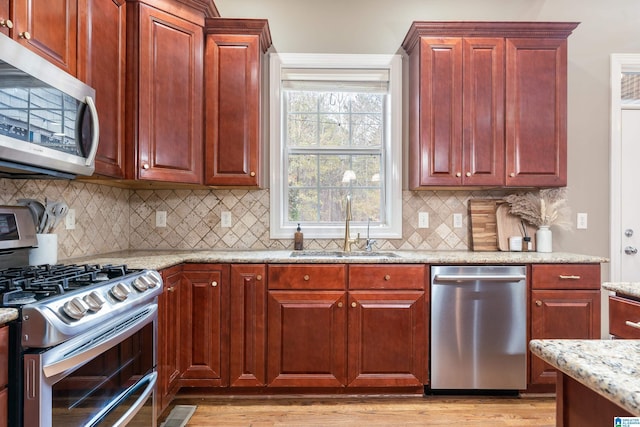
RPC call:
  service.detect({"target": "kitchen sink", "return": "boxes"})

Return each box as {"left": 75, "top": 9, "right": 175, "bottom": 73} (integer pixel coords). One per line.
{"left": 289, "top": 250, "right": 399, "bottom": 258}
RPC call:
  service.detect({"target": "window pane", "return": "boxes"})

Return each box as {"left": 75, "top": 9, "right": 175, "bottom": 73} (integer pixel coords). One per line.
{"left": 352, "top": 113, "right": 383, "bottom": 147}
{"left": 288, "top": 188, "right": 319, "bottom": 222}
{"left": 288, "top": 154, "right": 318, "bottom": 187}
{"left": 288, "top": 113, "right": 317, "bottom": 146}
{"left": 350, "top": 188, "right": 383, "bottom": 222}
{"left": 319, "top": 113, "right": 349, "bottom": 146}
{"left": 317, "top": 155, "right": 350, "bottom": 187}
{"left": 319, "top": 188, "right": 349, "bottom": 222}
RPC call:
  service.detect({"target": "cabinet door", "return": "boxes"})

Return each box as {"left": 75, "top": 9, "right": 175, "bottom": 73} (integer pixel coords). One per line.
{"left": 505, "top": 38, "right": 567, "bottom": 187}
{"left": 158, "top": 265, "right": 182, "bottom": 413}
{"left": 204, "top": 33, "right": 261, "bottom": 186}
{"left": 267, "top": 290, "right": 346, "bottom": 387}
{"left": 0, "top": 1, "right": 9, "bottom": 36}
{"left": 347, "top": 291, "right": 427, "bottom": 387}
{"left": 462, "top": 38, "right": 505, "bottom": 186}
{"left": 12, "top": 0, "right": 77, "bottom": 74}
{"left": 79, "top": 0, "right": 126, "bottom": 178}
{"left": 180, "top": 264, "right": 229, "bottom": 386}
{"left": 230, "top": 264, "right": 266, "bottom": 387}
{"left": 530, "top": 290, "right": 600, "bottom": 385}
{"left": 410, "top": 37, "right": 463, "bottom": 187}
{"left": 129, "top": 3, "right": 203, "bottom": 183}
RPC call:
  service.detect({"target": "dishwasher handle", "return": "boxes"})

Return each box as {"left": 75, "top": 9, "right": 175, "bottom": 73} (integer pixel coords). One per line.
{"left": 433, "top": 274, "right": 527, "bottom": 282}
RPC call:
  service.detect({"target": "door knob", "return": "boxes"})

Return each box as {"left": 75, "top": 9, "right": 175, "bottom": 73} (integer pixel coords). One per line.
{"left": 625, "top": 246, "right": 638, "bottom": 255}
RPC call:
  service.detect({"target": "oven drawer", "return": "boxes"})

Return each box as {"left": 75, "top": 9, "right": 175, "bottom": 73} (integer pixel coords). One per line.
{"left": 609, "top": 295, "right": 640, "bottom": 339}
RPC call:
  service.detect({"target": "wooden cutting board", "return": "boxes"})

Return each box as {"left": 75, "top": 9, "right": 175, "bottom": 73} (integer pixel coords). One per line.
{"left": 468, "top": 199, "right": 500, "bottom": 251}
{"left": 496, "top": 203, "right": 537, "bottom": 251}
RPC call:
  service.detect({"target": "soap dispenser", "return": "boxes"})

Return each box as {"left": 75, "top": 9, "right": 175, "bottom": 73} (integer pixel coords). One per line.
{"left": 294, "top": 224, "right": 304, "bottom": 250}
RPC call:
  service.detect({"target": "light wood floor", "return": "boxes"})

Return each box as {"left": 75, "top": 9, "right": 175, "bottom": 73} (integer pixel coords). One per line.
{"left": 163, "top": 394, "right": 556, "bottom": 426}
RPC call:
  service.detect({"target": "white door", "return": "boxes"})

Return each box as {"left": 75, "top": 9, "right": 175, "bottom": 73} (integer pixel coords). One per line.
{"left": 611, "top": 54, "right": 640, "bottom": 283}
{"left": 620, "top": 109, "right": 640, "bottom": 280}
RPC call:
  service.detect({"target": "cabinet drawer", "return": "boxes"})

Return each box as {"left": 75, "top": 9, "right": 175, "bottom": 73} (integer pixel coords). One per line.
{"left": 531, "top": 264, "right": 600, "bottom": 290}
{"left": 348, "top": 265, "right": 426, "bottom": 290}
{"left": 609, "top": 295, "right": 640, "bottom": 339}
{"left": 268, "top": 265, "right": 346, "bottom": 290}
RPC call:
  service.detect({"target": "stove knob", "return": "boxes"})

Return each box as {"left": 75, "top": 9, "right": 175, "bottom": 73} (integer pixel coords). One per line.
{"left": 144, "top": 271, "right": 162, "bottom": 288}
{"left": 132, "top": 277, "right": 149, "bottom": 292}
{"left": 63, "top": 297, "right": 90, "bottom": 320}
{"left": 84, "top": 291, "right": 106, "bottom": 312}
{"left": 111, "top": 282, "right": 131, "bottom": 301}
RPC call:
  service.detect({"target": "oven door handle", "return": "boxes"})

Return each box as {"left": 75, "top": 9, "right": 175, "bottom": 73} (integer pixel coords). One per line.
{"left": 86, "top": 371, "right": 157, "bottom": 427}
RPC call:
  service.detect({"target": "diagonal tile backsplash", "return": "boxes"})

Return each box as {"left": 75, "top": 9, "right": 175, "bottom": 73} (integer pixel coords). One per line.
{"left": 0, "top": 178, "right": 510, "bottom": 259}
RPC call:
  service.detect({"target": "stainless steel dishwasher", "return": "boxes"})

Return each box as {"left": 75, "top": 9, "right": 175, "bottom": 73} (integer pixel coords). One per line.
{"left": 430, "top": 265, "right": 527, "bottom": 391}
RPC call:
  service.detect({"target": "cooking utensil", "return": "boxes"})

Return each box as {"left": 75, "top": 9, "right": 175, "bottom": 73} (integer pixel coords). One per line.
{"left": 17, "top": 198, "right": 46, "bottom": 232}
{"left": 47, "top": 202, "right": 69, "bottom": 233}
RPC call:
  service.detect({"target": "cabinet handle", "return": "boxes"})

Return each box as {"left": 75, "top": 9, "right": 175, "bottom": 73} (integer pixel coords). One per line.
{"left": 535, "top": 300, "right": 542, "bottom": 307}
{"left": 466, "top": 172, "right": 471, "bottom": 177}
{"left": 303, "top": 275, "right": 310, "bottom": 281}
{"left": 625, "top": 320, "right": 640, "bottom": 330}
{"left": 19, "top": 31, "right": 31, "bottom": 40}
{"left": 384, "top": 274, "right": 391, "bottom": 281}
{"left": 0, "top": 19, "right": 13, "bottom": 29}
{"left": 456, "top": 172, "right": 461, "bottom": 177}
{"left": 256, "top": 275, "right": 262, "bottom": 281}
{"left": 142, "top": 163, "right": 150, "bottom": 170}
{"left": 337, "top": 302, "right": 343, "bottom": 308}
{"left": 211, "top": 281, "right": 218, "bottom": 287}
{"left": 351, "top": 302, "right": 357, "bottom": 308}
{"left": 559, "top": 275, "right": 581, "bottom": 280}
{"left": 167, "top": 287, "right": 175, "bottom": 292}
{"left": 250, "top": 171, "right": 256, "bottom": 177}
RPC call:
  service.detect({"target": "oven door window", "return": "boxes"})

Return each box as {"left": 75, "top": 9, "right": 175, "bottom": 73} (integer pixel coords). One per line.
{"left": 51, "top": 322, "right": 155, "bottom": 426}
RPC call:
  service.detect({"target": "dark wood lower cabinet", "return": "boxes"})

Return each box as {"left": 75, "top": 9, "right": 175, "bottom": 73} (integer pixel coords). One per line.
{"left": 158, "top": 265, "right": 182, "bottom": 413}
{"left": 267, "top": 290, "right": 347, "bottom": 387}
{"left": 180, "top": 264, "right": 230, "bottom": 387}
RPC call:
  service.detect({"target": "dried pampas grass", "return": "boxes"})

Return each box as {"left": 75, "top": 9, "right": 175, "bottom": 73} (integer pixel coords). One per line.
{"left": 504, "top": 188, "right": 572, "bottom": 230}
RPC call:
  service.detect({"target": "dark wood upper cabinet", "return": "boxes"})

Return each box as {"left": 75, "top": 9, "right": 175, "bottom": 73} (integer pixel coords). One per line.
{"left": 0, "top": 1, "right": 10, "bottom": 36}
{"left": 78, "top": 0, "right": 127, "bottom": 178}
{"left": 204, "top": 18, "right": 272, "bottom": 187}
{"left": 8, "top": 0, "right": 77, "bottom": 75}
{"left": 125, "top": 0, "right": 205, "bottom": 184}
{"left": 402, "top": 22, "right": 578, "bottom": 189}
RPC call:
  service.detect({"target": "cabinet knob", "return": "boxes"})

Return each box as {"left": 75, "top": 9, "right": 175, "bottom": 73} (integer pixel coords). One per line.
{"left": 510, "top": 172, "right": 516, "bottom": 177}
{"left": 456, "top": 172, "right": 461, "bottom": 177}
{"left": 536, "top": 300, "right": 542, "bottom": 307}
{"left": 168, "top": 286, "right": 175, "bottom": 292}
{"left": 256, "top": 274, "right": 262, "bottom": 281}
{"left": 0, "top": 19, "right": 13, "bottom": 29}
{"left": 337, "top": 301, "right": 343, "bottom": 308}
{"left": 19, "top": 31, "right": 31, "bottom": 40}
{"left": 303, "top": 275, "right": 310, "bottom": 281}
{"left": 351, "top": 302, "right": 357, "bottom": 308}
{"left": 466, "top": 172, "right": 471, "bottom": 177}
{"left": 142, "top": 163, "right": 150, "bottom": 170}
{"left": 211, "top": 281, "right": 218, "bottom": 287}
{"left": 250, "top": 171, "right": 256, "bottom": 177}
{"left": 384, "top": 274, "right": 391, "bottom": 281}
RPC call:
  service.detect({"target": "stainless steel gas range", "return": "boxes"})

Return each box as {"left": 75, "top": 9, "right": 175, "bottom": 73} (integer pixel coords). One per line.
{"left": 0, "top": 206, "right": 161, "bottom": 426}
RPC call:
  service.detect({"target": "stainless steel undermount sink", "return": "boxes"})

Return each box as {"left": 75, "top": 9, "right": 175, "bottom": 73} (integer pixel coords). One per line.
{"left": 289, "top": 250, "right": 399, "bottom": 258}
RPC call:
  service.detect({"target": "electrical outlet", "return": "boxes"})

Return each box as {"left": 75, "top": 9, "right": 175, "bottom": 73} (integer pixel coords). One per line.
{"left": 453, "top": 213, "right": 463, "bottom": 228}
{"left": 155, "top": 211, "right": 167, "bottom": 228}
{"left": 65, "top": 209, "right": 76, "bottom": 230}
{"left": 221, "top": 211, "right": 232, "bottom": 228}
{"left": 418, "top": 212, "right": 429, "bottom": 228}
{"left": 577, "top": 213, "right": 588, "bottom": 229}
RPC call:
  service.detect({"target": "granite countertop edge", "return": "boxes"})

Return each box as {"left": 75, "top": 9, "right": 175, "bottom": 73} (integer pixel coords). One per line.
{"left": 530, "top": 339, "right": 640, "bottom": 416}
{"left": 0, "top": 308, "right": 19, "bottom": 324}
{"left": 63, "top": 250, "right": 608, "bottom": 271}
{"left": 603, "top": 282, "right": 640, "bottom": 299}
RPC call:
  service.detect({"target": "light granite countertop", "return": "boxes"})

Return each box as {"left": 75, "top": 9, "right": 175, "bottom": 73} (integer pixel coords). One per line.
{"left": 603, "top": 282, "right": 640, "bottom": 299}
{"left": 530, "top": 339, "right": 640, "bottom": 416}
{"left": 0, "top": 308, "right": 18, "bottom": 324}
{"left": 64, "top": 249, "right": 607, "bottom": 271}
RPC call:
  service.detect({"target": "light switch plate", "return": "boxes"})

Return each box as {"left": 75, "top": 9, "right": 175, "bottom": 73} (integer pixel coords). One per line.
{"left": 453, "top": 213, "right": 463, "bottom": 228}
{"left": 155, "top": 211, "right": 167, "bottom": 228}
{"left": 577, "top": 213, "right": 588, "bottom": 229}
{"left": 418, "top": 212, "right": 429, "bottom": 228}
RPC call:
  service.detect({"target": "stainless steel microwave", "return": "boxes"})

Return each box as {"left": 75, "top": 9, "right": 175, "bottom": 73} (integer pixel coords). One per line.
{"left": 0, "top": 35, "right": 99, "bottom": 178}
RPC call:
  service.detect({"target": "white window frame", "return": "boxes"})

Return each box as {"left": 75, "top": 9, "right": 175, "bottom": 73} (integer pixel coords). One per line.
{"left": 269, "top": 53, "right": 402, "bottom": 239}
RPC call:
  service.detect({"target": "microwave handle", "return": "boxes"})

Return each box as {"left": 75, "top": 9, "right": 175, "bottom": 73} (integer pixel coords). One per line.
{"left": 84, "top": 95, "right": 100, "bottom": 166}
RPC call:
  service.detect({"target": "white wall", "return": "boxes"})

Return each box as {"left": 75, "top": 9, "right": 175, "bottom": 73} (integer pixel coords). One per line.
{"left": 216, "top": 0, "right": 640, "bottom": 265}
